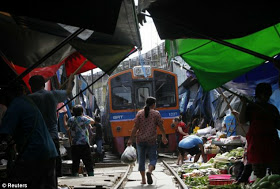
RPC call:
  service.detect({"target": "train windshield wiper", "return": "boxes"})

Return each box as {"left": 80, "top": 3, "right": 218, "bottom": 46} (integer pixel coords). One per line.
{"left": 155, "top": 82, "right": 165, "bottom": 93}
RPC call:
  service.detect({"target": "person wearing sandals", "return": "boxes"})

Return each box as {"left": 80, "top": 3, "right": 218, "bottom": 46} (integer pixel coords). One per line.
{"left": 127, "top": 97, "right": 168, "bottom": 185}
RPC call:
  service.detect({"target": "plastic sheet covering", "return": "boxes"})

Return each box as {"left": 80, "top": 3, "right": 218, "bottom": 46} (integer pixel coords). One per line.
{"left": 225, "top": 60, "right": 279, "bottom": 96}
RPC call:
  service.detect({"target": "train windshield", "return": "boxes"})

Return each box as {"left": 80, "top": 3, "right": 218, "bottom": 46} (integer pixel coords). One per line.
{"left": 154, "top": 71, "right": 176, "bottom": 107}
{"left": 135, "top": 82, "right": 152, "bottom": 109}
{"left": 112, "top": 86, "right": 132, "bottom": 110}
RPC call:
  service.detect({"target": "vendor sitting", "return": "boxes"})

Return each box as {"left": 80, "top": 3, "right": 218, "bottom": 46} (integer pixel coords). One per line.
{"left": 178, "top": 135, "right": 207, "bottom": 163}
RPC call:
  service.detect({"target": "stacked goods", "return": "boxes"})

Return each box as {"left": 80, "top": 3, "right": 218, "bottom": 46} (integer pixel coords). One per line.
{"left": 213, "top": 154, "right": 231, "bottom": 170}
{"left": 213, "top": 147, "right": 244, "bottom": 170}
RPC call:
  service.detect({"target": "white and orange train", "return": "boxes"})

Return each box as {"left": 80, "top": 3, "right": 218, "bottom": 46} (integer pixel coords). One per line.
{"left": 103, "top": 66, "right": 180, "bottom": 154}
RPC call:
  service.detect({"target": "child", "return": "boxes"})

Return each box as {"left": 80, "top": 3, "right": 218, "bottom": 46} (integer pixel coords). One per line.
{"left": 92, "top": 116, "right": 104, "bottom": 162}
{"left": 65, "top": 105, "right": 95, "bottom": 176}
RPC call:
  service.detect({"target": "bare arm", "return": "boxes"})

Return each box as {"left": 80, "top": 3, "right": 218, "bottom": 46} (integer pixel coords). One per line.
{"left": 63, "top": 114, "right": 69, "bottom": 131}
{"left": 178, "top": 127, "right": 189, "bottom": 136}
{"left": 198, "top": 143, "right": 207, "bottom": 163}
{"left": 64, "top": 116, "right": 72, "bottom": 145}
{"left": 127, "top": 124, "right": 139, "bottom": 146}
{"left": 85, "top": 115, "right": 95, "bottom": 125}
{"left": 66, "top": 74, "right": 75, "bottom": 96}
{"left": 158, "top": 123, "right": 168, "bottom": 144}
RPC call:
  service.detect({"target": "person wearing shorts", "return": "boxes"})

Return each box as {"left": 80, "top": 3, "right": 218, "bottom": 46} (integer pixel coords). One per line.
{"left": 178, "top": 135, "right": 207, "bottom": 163}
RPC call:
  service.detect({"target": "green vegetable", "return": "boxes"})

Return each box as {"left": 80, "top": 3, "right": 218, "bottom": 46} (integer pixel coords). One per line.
{"left": 252, "top": 176, "right": 270, "bottom": 189}
{"left": 258, "top": 181, "right": 271, "bottom": 188}
{"left": 257, "top": 175, "right": 269, "bottom": 183}
{"left": 208, "top": 184, "right": 242, "bottom": 188}
{"left": 276, "top": 180, "right": 280, "bottom": 187}
{"left": 268, "top": 174, "right": 280, "bottom": 183}
{"left": 269, "top": 184, "right": 278, "bottom": 189}
{"left": 251, "top": 178, "right": 260, "bottom": 188}
{"left": 185, "top": 176, "right": 208, "bottom": 187}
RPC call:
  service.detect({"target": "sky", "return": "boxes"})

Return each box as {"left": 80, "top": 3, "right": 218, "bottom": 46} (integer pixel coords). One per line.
{"left": 137, "top": 15, "right": 163, "bottom": 54}
{"left": 83, "top": 13, "right": 163, "bottom": 75}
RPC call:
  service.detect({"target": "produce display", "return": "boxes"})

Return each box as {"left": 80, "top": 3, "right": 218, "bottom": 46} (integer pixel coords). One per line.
{"left": 178, "top": 147, "right": 246, "bottom": 188}
{"left": 185, "top": 176, "right": 208, "bottom": 189}
{"left": 177, "top": 138, "right": 279, "bottom": 189}
{"left": 250, "top": 174, "right": 280, "bottom": 189}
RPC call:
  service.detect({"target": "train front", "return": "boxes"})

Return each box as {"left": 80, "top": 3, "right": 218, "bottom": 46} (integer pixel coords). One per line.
{"left": 108, "top": 66, "right": 180, "bottom": 154}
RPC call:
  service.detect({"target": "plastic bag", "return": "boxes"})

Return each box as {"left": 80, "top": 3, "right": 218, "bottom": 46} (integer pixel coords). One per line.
{"left": 121, "top": 145, "right": 137, "bottom": 164}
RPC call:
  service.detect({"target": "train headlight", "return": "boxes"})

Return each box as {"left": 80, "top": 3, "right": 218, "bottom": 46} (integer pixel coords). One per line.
{"left": 116, "top": 126, "right": 121, "bottom": 132}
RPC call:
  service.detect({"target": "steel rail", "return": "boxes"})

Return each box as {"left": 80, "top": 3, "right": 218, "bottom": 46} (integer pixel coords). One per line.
{"left": 161, "top": 160, "right": 188, "bottom": 189}
{"left": 113, "top": 164, "right": 132, "bottom": 189}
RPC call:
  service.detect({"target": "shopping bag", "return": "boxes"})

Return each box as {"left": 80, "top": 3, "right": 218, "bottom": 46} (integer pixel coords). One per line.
{"left": 121, "top": 145, "right": 137, "bottom": 164}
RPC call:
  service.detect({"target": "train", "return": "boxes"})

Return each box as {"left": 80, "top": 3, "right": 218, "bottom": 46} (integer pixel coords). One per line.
{"left": 103, "top": 66, "right": 180, "bottom": 154}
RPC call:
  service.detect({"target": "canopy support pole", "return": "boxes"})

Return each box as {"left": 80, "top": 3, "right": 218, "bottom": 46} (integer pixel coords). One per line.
{"left": 142, "top": 13, "right": 280, "bottom": 68}
{"left": 217, "top": 88, "right": 246, "bottom": 135}
{"left": 59, "top": 59, "right": 88, "bottom": 89}
{"left": 9, "top": 28, "right": 85, "bottom": 86}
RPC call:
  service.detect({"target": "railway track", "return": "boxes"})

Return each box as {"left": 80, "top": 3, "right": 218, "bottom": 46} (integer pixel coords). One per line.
{"left": 161, "top": 160, "right": 188, "bottom": 189}
{"left": 58, "top": 152, "right": 187, "bottom": 189}
{"left": 114, "top": 156, "right": 187, "bottom": 189}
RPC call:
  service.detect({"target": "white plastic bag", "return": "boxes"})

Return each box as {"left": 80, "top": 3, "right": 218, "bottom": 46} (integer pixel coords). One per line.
{"left": 121, "top": 145, "right": 137, "bottom": 164}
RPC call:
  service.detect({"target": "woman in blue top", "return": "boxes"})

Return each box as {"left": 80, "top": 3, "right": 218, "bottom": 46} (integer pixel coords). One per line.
{"left": 65, "top": 105, "right": 95, "bottom": 176}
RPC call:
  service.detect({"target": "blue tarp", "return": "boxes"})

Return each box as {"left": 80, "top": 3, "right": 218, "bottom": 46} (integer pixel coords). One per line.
{"left": 225, "top": 60, "right": 279, "bottom": 96}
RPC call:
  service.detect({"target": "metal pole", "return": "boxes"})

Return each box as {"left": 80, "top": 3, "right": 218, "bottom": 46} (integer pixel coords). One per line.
{"left": 217, "top": 87, "right": 246, "bottom": 135}
{"left": 57, "top": 48, "right": 138, "bottom": 112}
{"left": 59, "top": 59, "right": 88, "bottom": 89}
{"left": 91, "top": 69, "right": 94, "bottom": 93}
{"left": 57, "top": 66, "right": 114, "bottom": 112}
{"left": 220, "top": 85, "right": 280, "bottom": 120}
{"left": 9, "top": 28, "right": 85, "bottom": 85}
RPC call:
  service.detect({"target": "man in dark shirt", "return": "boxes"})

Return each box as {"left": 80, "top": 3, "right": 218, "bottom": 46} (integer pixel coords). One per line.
{"left": 0, "top": 84, "right": 58, "bottom": 188}
{"left": 28, "top": 74, "right": 74, "bottom": 177}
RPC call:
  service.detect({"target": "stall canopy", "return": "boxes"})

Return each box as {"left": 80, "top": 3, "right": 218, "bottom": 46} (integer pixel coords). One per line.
{"left": 139, "top": 1, "right": 280, "bottom": 91}
{"left": 0, "top": 0, "right": 141, "bottom": 87}
{"left": 165, "top": 24, "right": 280, "bottom": 91}
{"left": 145, "top": 1, "right": 280, "bottom": 40}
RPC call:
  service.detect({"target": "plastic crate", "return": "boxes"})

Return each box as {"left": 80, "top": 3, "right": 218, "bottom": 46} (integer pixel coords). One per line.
{"left": 208, "top": 174, "right": 234, "bottom": 185}
{"left": 209, "top": 179, "right": 234, "bottom": 185}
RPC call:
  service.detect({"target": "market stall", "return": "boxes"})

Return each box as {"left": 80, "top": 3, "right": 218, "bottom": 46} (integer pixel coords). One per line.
{"left": 177, "top": 133, "right": 280, "bottom": 188}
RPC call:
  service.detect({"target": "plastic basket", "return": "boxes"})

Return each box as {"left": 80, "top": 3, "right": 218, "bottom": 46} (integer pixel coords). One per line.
{"left": 208, "top": 174, "right": 234, "bottom": 185}
{"left": 209, "top": 179, "right": 234, "bottom": 185}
